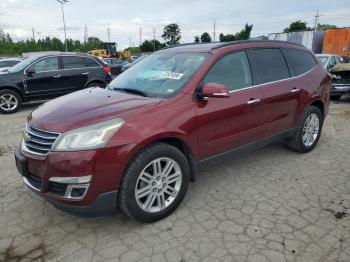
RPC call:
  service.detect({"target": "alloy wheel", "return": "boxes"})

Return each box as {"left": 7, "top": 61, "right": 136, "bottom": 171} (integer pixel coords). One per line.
{"left": 0, "top": 94, "right": 18, "bottom": 112}
{"left": 302, "top": 113, "right": 320, "bottom": 147}
{"left": 135, "top": 157, "right": 182, "bottom": 213}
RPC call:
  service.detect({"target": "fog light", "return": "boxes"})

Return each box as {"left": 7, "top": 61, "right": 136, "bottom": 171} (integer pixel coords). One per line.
{"left": 49, "top": 175, "right": 92, "bottom": 184}
{"left": 65, "top": 184, "right": 89, "bottom": 199}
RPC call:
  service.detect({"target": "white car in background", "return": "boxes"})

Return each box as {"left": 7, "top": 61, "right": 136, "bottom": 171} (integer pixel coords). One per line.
{"left": 316, "top": 54, "right": 342, "bottom": 71}
{"left": 0, "top": 58, "right": 22, "bottom": 72}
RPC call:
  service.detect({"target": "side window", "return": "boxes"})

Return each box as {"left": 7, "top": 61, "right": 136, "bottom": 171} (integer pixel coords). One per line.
{"left": 329, "top": 56, "right": 336, "bottom": 67}
{"left": 248, "top": 49, "right": 290, "bottom": 85}
{"left": 62, "top": 57, "right": 85, "bottom": 69}
{"left": 283, "top": 49, "right": 317, "bottom": 76}
{"left": 84, "top": 57, "right": 100, "bottom": 67}
{"left": 335, "top": 57, "right": 341, "bottom": 64}
{"left": 30, "top": 57, "right": 59, "bottom": 73}
{"left": 8, "top": 61, "right": 19, "bottom": 67}
{"left": 203, "top": 51, "right": 252, "bottom": 91}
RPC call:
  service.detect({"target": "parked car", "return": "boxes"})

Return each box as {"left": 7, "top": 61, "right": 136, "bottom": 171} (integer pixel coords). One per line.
{"left": 316, "top": 54, "right": 342, "bottom": 71}
{"left": 121, "top": 54, "right": 148, "bottom": 72}
{"left": 329, "top": 63, "right": 350, "bottom": 100}
{"left": 0, "top": 58, "right": 22, "bottom": 72}
{"left": 0, "top": 54, "right": 111, "bottom": 114}
{"left": 15, "top": 40, "right": 330, "bottom": 222}
{"left": 103, "top": 58, "right": 128, "bottom": 77}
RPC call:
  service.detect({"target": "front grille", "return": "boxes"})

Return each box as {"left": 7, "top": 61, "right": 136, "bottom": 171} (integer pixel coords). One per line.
{"left": 24, "top": 125, "right": 60, "bottom": 156}
{"left": 48, "top": 182, "right": 67, "bottom": 196}
{"left": 27, "top": 174, "right": 42, "bottom": 190}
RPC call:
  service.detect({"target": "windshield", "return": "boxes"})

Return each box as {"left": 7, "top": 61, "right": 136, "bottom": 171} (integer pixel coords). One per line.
{"left": 108, "top": 52, "right": 209, "bottom": 98}
{"left": 317, "top": 56, "right": 328, "bottom": 66}
{"left": 8, "top": 57, "right": 36, "bottom": 73}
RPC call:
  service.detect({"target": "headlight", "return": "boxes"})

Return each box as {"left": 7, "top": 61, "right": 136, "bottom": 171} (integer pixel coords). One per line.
{"left": 52, "top": 118, "right": 125, "bottom": 151}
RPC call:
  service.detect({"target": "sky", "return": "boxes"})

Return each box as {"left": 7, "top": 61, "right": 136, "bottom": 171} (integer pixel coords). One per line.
{"left": 0, "top": 0, "right": 349, "bottom": 49}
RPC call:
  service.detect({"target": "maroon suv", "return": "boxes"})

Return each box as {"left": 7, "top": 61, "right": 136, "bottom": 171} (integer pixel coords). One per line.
{"left": 15, "top": 40, "right": 331, "bottom": 222}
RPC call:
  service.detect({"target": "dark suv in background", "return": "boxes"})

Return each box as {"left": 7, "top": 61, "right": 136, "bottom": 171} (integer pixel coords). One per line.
{"left": 0, "top": 54, "right": 111, "bottom": 114}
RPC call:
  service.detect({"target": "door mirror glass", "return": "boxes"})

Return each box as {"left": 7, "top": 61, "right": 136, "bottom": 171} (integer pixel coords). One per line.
{"left": 201, "top": 82, "right": 230, "bottom": 98}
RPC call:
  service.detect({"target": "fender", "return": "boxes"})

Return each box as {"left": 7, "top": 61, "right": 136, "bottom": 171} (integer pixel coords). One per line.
{"left": 0, "top": 84, "right": 26, "bottom": 99}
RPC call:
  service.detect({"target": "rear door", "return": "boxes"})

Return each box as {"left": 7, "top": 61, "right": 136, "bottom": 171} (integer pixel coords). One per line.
{"left": 196, "top": 50, "right": 263, "bottom": 159}
{"left": 25, "top": 56, "right": 63, "bottom": 98}
{"left": 247, "top": 48, "right": 299, "bottom": 137}
{"left": 60, "top": 56, "right": 90, "bottom": 92}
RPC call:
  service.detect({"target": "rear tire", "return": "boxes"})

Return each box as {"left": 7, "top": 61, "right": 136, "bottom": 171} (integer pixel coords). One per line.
{"left": 330, "top": 95, "right": 342, "bottom": 101}
{"left": 119, "top": 142, "right": 190, "bottom": 223}
{"left": 287, "top": 106, "right": 323, "bottom": 153}
{"left": 0, "top": 89, "right": 22, "bottom": 114}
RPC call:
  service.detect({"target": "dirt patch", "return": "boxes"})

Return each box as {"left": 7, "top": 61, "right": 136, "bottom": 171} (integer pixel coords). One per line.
{"left": 0, "top": 146, "right": 16, "bottom": 157}
{"left": 0, "top": 240, "right": 50, "bottom": 262}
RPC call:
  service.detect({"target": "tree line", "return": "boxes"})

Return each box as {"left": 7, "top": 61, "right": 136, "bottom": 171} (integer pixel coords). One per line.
{"left": 0, "top": 21, "right": 338, "bottom": 56}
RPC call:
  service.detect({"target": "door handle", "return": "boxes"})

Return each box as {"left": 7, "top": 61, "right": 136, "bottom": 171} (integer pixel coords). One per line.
{"left": 247, "top": 98, "right": 261, "bottom": 105}
{"left": 291, "top": 88, "right": 300, "bottom": 94}
{"left": 82, "top": 72, "right": 89, "bottom": 75}
{"left": 53, "top": 75, "right": 61, "bottom": 78}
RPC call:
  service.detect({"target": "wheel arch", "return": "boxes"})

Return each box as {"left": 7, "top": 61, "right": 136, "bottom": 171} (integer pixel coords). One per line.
{"left": 124, "top": 134, "right": 198, "bottom": 183}
{"left": 85, "top": 80, "right": 105, "bottom": 88}
{"left": 0, "top": 85, "right": 25, "bottom": 100}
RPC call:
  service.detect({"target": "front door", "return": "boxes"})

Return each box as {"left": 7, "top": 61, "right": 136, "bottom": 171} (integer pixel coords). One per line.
{"left": 196, "top": 51, "right": 264, "bottom": 160}
{"left": 25, "top": 57, "right": 63, "bottom": 99}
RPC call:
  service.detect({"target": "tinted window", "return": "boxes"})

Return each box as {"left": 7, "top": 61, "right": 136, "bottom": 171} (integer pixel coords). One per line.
{"left": 30, "top": 57, "right": 59, "bottom": 72}
{"left": 249, "top": 49, "right": 290, "bottom": 84}
{"left": 284, "top": 49, "right": 317, "bottom": 76}
{"left": 203, "top": 51, "right": 252, "bottom": 91}
{"left": 7, "top": 60, "right": 19, "bottom": 67}
{"left": 0, "top": 61, "right": 9, "bottom": 67}
{"left": 62, "top": 57, "right": 85, "bottom": 69}
{"left": 84, "top": 57, "right": 99, "bottom": 67}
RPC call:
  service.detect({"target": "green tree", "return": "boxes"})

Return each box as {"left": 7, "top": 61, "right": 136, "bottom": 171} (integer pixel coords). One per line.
{"left": 219, "top": 23, "right": 253, "bottom": 42}
{"left": 140, "top": 39, "right": 165, "bottom": 52}
{"left": 200, "top": 32, "right": 212, "bottom": 42}
{"left": 317, "top": 23, "right": 337, "bottom": 30}
{"left": 283, "top": 20, "right": 311, "bottom": 33}
{"left": 124, "top": 46, "right": 142, "bottom": 54}
{"left": 162, "top": 23, "right": 181, "bottom": 46}
{"left": 194, "top": 36, "right": 200, "bottom": 43}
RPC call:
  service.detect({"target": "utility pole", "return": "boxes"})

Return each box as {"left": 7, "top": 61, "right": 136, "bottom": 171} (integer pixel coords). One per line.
{"left": 314, "top": 10, "right": 322, "bottom": 31}
{"left": 129, "top": 37, "right": 132, "bottom": 48}
{"left": 84, "top": 24, "right": 88, "bottom": 43}
{"left": 56, "top": 0, "right": 68, "bottom": 52}
{"left": 32, "top": 28, "right": 35, "bottom": 41}
{"left": 139, "top": 26, "right": 142, "bottom": 46}
{"left": 37, "top": 31, "right": 42, "bottom": 51}
{"left": 153, "top": 27, "right": 156, "bottom": 52}
{"left": 107, "top": 26, "right": 111, "bottom": 42}
{"left": 213, "top": 20, "right": 216, "bottom": 42}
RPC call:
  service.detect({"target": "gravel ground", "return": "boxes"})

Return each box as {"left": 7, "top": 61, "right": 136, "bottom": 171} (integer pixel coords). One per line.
{"left": 0, "top": 98, "right": 349, "bottom": 262}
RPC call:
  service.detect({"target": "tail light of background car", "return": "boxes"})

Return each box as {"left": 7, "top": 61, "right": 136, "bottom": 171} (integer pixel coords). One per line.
{"left": 103, "top": 66, "right": 111, "bottom": 75}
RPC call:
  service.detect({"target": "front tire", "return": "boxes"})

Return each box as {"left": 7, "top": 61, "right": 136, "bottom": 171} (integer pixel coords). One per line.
{"left": 287, "top": 106, "right": 323, "bottom": 153}
{"left": 119, "top": 143, "right": 190, "bottom": 223}
{"left": 0, "top": 89, "right": 22, "bottom": 114}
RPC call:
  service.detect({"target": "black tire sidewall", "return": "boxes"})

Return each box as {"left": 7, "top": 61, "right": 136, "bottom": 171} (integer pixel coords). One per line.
{"left": 119, "top": 143, "right": 190, "bottom": 223}
{"left": 297, "top": 106, "right": 323, "bottom": 152}
{"left": 0, "top": 89, "right": 22, "bottom": 114}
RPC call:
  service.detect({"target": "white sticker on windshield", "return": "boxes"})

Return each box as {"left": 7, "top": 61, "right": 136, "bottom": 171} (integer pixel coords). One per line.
{"left": 160, "top": 71, "right": 184, "bottom": 80}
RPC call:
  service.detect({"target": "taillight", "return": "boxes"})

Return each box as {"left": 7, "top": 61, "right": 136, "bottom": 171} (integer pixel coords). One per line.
{"left": 103, "top": 66, "right": 111, "bottom": 75}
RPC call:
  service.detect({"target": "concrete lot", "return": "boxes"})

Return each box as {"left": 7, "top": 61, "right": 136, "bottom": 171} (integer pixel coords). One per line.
{"left": 0, "top": 99, "right": 349, "bottom": 262}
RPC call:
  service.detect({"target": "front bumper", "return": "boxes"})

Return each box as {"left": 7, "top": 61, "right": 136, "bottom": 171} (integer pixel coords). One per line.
{"left": 330, "top": 84, "right": 350, "bottom": 95}
{"left": 14, "top": 141, "right": 134, "bottom": 216}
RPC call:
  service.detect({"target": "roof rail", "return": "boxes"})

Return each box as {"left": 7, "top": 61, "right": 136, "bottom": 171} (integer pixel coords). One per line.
{"left": 211, "top": 39, "right": 305, "bottom": 49}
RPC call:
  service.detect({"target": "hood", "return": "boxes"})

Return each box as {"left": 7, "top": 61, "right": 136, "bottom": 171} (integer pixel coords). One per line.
{"left": 331, "top": 63, "right": 350, "bottom": 73}
{"left": 29, "top": 87, "right": 162, "bottom": 133}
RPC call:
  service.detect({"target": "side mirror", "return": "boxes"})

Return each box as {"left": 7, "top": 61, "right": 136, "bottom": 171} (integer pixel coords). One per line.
{"left": 200, "top": 82, "right": 230, "bottom": 99}
{"left": 26, "top": 68, "right": 36, "bottom": 76}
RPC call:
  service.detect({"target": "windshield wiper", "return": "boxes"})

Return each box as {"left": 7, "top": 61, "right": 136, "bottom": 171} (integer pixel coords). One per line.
{"left": 114, "top": 88, "right": 148, "bottom": 97}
